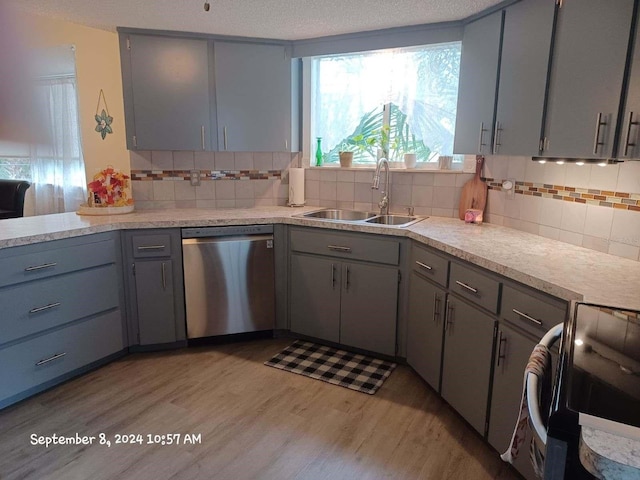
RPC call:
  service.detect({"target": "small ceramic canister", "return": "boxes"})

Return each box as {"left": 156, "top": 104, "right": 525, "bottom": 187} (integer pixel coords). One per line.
{"left": 464, "top": 208, "right": 483, "bottom": 224}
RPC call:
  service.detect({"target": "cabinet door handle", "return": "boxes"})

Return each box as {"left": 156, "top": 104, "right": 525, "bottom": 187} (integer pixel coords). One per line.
{"left": 201, "top": 126, "right": 206, "bottom": 150}
{"left": 24, "top": 262, "right": 57, "bottom": 272}
{"left": 415, "top": 261, "right": 432, "bottom": 271}
{"left": 593, "top": 112, "right": 607, "bottom": 155}
{"left": 512, "top": 308, "right": 542, "bottom": 326}
{"left": 455, "top": 280, "right": 478, "bottom": 294}
{"left": 35, "top": 352, "right": 67, "bottom": 366}
{"left": 223, "top": 127, "right": 228, "bottom": 150}
{"left": 497, "top": 330, "right": 507, "bottom": 367}
{"left": 493, "top": 121, "right": 502, "bottom": 154}
{"left": 445, "top": 299, "right": 454, "bottom": 332}
{"left": 345, "top": 266, "right": 351, "bottom": 291}
{"left": 433, "top": 293, "right": 441, "bottom": 323}
{"left": 624, "top": 111, "right": 639, "bottom": 156}
{"left": 29, "top": 302, "right": 61, "bottom": 314}
{"left": 331, "top": 263, "right": 336, "bottom": 289}
{"left": 478, "top": 122, "right": 487, "bottom": 153}
{"left": 137, "top": 245, "right": 165, "bottom": 251}
{"left": 161, "top": 262, "right": 167, "bottom": 290}
{"left": 327, "top": 245, "right": 352, "bottom": 253}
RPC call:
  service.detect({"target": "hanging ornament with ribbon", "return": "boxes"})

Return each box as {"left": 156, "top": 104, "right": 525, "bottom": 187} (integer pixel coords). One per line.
{"left": 94, "top": 89, "right": 113, "bottom": 140}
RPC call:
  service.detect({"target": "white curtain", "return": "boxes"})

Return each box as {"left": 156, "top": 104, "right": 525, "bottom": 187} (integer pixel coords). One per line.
{"left": 31, "top": 77, "right": 86, "bottom": 215}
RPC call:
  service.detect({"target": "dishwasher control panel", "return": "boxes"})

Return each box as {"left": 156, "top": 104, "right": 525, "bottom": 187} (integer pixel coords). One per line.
{"left": 182, "top": 225, "right": 274, "bottom": 238}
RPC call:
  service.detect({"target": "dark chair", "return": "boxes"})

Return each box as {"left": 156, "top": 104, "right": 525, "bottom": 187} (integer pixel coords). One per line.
{"left": 0, "top": 179, "right": 31, "bottom": 219}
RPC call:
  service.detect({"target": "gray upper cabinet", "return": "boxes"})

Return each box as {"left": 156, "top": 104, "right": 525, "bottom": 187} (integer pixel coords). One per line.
{"left": 542, "top": 0, "right": 635, "bottom": 158}
{"left": 122, "top": 34, "right": 212, "bottom": 151}
{"left": 493, "top": 0, "right": 555, "bottom": 156}
{"left": 214, "top": 41, "right": 292, "bottom": 152}
{"left": 453, "top": 10, "right": 503, "bottom": 155}
{"left": 618, "top": 16, "right": 640, "bottom": 160}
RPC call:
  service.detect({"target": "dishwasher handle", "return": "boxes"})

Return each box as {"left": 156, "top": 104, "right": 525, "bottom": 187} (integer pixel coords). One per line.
{"left": 182, "top": 234, "right": 274, "bottom": 246}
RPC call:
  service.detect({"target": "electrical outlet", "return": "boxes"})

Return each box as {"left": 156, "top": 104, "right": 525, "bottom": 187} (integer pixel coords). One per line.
{"left": 503, "top": 178, "right": 515, "bottom": 199}
{"left": 190, "top": 170, "right": 201, "bottom": 187}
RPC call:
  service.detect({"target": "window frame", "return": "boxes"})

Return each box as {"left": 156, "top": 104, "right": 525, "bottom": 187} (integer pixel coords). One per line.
{"left": 302, "top": 41, "right": 463, "bottom": 169}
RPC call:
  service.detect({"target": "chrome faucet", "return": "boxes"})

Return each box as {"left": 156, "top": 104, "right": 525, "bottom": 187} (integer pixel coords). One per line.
{"left": 372, "top": 158, "right": 390, "bottom": 215}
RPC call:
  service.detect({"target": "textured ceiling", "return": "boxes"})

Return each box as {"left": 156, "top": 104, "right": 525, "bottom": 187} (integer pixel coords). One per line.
{"left": 7, "top": 0, "right": 504, "bottom": 41}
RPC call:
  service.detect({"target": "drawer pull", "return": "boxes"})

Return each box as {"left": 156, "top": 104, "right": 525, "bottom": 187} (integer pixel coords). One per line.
{"left": 137, "top": 245, "right": 166, "bottom": 251}
{"left": 29, "top": 302, "right": 61, "bottom": 314}
{"left": 24, "top": 262, "right": 57, "bottom": 272}
{"left": 327, "top": 245, "right": 352, "bottom": 253}
{"left": 512, "top": 308, "right": 542, "bottom": 326}
{"left": 416, "top": 261, "right": 433, "bottom": 271}
{"left": 455, "top": 280, "right": 478, "bottom": 294}
{"left": 35, "top": 352, "right": 67, "bottom": 366}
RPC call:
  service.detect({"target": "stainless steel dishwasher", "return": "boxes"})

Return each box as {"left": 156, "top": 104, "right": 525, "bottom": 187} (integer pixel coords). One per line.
{"left": 181, "top": 225, "right": 275, "bottom": 339}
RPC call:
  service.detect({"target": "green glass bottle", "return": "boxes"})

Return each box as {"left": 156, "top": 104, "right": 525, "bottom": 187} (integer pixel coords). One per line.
{"left": 315, "top": 137, "right": 323, "bottom": 166}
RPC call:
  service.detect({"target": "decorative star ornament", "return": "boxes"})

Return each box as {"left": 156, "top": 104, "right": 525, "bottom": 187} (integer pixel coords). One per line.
{"left": 95, "top": 109, "right": 113, "bottom": 140}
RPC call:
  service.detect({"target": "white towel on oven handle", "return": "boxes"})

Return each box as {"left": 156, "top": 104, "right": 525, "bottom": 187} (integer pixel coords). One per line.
{"left": 500, "top": 343, "right": 550, "bottom": 476}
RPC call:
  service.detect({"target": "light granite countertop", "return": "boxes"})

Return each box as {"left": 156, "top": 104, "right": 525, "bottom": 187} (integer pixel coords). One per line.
{"left": 1, "top": 207, "right": 640, "bottom": 310}
{"left": 580, "top": 427, "right": 640, "bottom": 479}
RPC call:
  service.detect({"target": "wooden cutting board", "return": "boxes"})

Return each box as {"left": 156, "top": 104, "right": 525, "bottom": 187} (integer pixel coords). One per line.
{"left": 458, "top": 156, "right": 488, "bottom": 220}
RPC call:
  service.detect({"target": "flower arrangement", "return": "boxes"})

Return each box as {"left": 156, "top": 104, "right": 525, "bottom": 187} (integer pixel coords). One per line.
{"left": 87, "top": 166, "right": 133, "bottom": 207}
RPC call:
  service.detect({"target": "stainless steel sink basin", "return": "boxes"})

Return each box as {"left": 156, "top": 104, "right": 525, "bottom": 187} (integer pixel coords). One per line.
{"left": 295, "top": 209, "right": 426, "bottom": 227}
{"left": 365, "top": 215, "right": 424, "bottom": 227}
{"left": 299, "top": 209, "right": 377, "bottom": 221}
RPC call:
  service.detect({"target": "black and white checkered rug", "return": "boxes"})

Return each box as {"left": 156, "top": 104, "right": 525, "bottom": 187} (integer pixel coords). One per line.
{"left": 264, "top": 340, "right": 396, "bottom": 395}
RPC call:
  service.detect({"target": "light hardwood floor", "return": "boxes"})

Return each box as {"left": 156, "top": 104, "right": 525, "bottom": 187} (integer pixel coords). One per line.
{"left": 0, "top": 339, "right": 520, "bottom": 480}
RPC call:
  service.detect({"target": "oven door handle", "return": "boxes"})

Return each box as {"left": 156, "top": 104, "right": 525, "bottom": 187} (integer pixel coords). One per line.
{"left": 526, "top": 323, "right": 564, "bottom": 447}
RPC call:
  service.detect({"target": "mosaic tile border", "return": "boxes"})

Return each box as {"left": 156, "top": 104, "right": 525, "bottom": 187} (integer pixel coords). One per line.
{"left": 131, "top": 169, "right": 282, "bottom": 181}
{"left": 484, "top": 178, "right": 640, "bottom": 212}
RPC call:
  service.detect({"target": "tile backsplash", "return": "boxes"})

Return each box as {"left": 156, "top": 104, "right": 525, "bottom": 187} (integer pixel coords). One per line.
{"left": 130, "top": 151, "right": 298, "bottom": 209}
{"left": 129, "top": 150, "right": 640, "bottom": 263}
{"left": 482, "top": 156, "right": 640, "bottom": 262}
{"left": 304, "top": 168, "right": 475, "bottom": 218}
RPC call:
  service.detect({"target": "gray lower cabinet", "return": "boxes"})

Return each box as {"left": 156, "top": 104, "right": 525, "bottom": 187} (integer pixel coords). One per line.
{"left": 214, "top": 41, "right": 292, "bottom": 152}
{"left": 488, "top": 321, "right": 539, "bottom": 480}
{"left": 289, "top": 253, "right": 398, "bottom": 356}
{"left": 290, "top": 253, "right": 341, "bottom": 343}
{"left": 406, "top": 270, "right": 446, "bottom": 391}
{"left": 120, "top": 34, "right": 213, "bottom": 151}
{"left": 441, "top": 295, "right": 496, "bottom": 435}
{"left": 542, "top": 0, "right": 635, "bottom": 158}
{"left": 0, "top": 232, "right": 126, "bottom": 409}
{"left": 123, "top": 229, "right": 186, "bottom": 347}
{"left": 288, "top": 228, "right": 400, "bottom": 356}
{"left": 339, "top": 262, "right": 398, "bottom": 356}
{"left": 453, "top": 10, "right": 503, "bottom": 155}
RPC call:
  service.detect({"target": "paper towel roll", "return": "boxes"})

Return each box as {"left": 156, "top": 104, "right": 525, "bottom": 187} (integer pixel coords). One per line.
{"left": 288, "top": 168, "right": 305, "bottom": 206}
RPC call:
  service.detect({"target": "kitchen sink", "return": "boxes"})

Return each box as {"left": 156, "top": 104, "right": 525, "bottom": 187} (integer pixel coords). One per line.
{"left": 364, "top": 215, "right": 424, "bottom": 227}
{"left": 296, "top": 209, "right": 425, "bottom": 227}
{"left": 299, "top": 209, "right": 377, "bottom": 221}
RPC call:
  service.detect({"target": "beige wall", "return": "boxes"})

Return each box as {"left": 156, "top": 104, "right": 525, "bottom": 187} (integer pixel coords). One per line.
{"left": 23, "top": 13, "right": 130, "bottom": 184}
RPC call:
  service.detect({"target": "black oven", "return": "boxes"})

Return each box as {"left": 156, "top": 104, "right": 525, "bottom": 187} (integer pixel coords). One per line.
{"left": 544, "top": 302, "right": 640, "bottom": 479}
